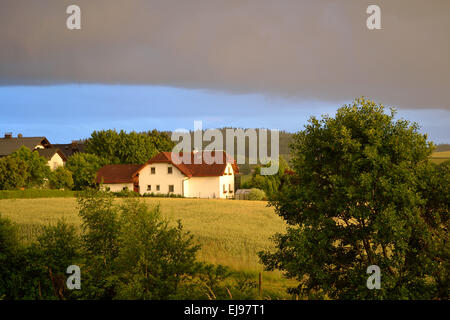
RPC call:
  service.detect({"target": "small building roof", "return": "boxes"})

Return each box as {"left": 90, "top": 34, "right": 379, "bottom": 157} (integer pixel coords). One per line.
{"left": 37, "top": 148, "right": 68, "bottom": 162}
{"left": 96, "top": 164, "right": 142, "bottom": 184}
{"left": 52, "top": 142, "right": 86, "bottom": 158}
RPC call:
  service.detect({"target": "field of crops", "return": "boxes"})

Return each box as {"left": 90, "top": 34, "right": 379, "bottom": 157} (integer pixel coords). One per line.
{"left": 430, "top": 151, "right": 450, "bottom": 164}
{"left": 0, "top": 197, "right": 295, "bottom": 298}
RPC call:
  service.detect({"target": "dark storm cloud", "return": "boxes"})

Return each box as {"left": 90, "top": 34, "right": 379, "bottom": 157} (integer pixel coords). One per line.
{"left": 0, "top": 0, "right": 449, "bottom": 109}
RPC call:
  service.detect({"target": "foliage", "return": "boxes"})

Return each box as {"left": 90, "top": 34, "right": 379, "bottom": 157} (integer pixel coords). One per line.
{"left": 115, "top": 199, "right": 202, "bottom": 299}
{"left": 73, "top": 190, "right": 214, "bottom": 300}
{"left": 75, "top": 189, "right": 120, "bottom": 299}
{"left": 0, "top": 156, "right": 29, "bottom": 190}
{"left": 10, "top": 146, "right": 50, "bottom": 187}
{"left": 248, "top": 188, "right": 266, "bottom": 201}
{"left": 85, "top": 129, "right": 174, "bottom": 164}
{"left": 27, "top": 221, "right": 81, "bottom": 299}
{"left": 0, "top": 214, "right": 23, "bottom": 299}
{"left": 66, "top": 153, "right": 106, "bottom": 190}
{"left": 48, "top": 167, "right": 74, "bottom": 190}
{"left": 242, "top": 157, "right": 290, "bottom": 198}
{"left": 259, "top": 98, "right": 449, "bottom": 299}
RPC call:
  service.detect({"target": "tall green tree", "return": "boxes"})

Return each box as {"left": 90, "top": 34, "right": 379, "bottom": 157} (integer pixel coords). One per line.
{"left": 115, "top": 199, "right": 201, "bottom": 299}
{"left": 85, "top": 129, "right": 174, "bottom": 164}
{"left": 10, "top": 146, "right": 50, "bottom": 187}
{"left": 66, "top": 153, "right": 106, "bottom": 190}
{"left": 0, "top": 156, "right": 29, "bottom": 190}
{"left": 259, "top": 98, "right": 449, "bottom": 299}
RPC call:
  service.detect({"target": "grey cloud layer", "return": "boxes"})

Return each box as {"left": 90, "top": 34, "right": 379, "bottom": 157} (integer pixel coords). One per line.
{"left": 0, "top": 0, "right": 449, "bottom": 109}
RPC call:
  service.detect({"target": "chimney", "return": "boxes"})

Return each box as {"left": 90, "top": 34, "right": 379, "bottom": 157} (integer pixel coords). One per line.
{"left": 4, "top": 132, "right": 12, "bottom": 139}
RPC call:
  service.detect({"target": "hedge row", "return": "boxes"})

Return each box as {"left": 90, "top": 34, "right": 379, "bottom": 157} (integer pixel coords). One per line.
{"left": 0, "top": 189, "right": 75, "bottom": 199}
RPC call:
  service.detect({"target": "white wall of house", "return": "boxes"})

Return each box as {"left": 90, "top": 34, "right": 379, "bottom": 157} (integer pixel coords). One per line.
{"left": 48, "top": 153, "right": 65, "bottom": 171}
{"left": 101, "top": 183, "right": 134, "bottom": 192}
{"left": 219, "top": 163, "right": 235, "bottom": 199}
{"left": 138, "top": 163, "right": 185, "bottom": 195}
{"left": 186, "top": 176, "right": 221, "bottom": 198}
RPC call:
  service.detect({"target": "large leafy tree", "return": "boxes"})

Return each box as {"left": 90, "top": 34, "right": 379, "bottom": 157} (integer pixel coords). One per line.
{"left": 66, "top": 153, "right": 106, "bottom": 190}
{"left": 85, "top": 129, "right": 174, "bottom": 164}
{"left": 259, "top": 98, "right": 449, "bottom": 299}
{"left": 10, "top": 146, "right": 50, "bottom": 187}
{"left": 0, "top": 156, "right": 29, "bottom": 190}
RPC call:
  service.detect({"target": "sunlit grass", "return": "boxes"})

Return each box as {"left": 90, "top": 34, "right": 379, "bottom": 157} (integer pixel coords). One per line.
{"left": 430, "top": 151, "right": 450, "bottom": 164}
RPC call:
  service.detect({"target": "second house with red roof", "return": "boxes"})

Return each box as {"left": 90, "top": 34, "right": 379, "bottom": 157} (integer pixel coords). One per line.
{"left": 96, "top": 151, "right": 238, "bottom": 199}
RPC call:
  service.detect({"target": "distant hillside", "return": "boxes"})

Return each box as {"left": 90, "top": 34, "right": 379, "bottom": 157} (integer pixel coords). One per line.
{"left": 166, "top": 128, "right": 294, "bottom": 174}
{"left": 435, "top": 144, "right": 450, "bottom": 152}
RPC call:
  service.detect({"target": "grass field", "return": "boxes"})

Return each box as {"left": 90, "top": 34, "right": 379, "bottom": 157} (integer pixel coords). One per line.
{"left": 0, "top": 197, "right": 295, "bottom": 299}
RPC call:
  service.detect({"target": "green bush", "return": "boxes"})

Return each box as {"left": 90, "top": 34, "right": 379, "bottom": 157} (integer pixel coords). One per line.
{"left": 48, "top": 167, "right": 74, "bottom": 190}
{"left": 110, "top": 189, "right": 140, "bottom": 198}
{"left": 248, "top": 188, "right": 266, "bottom": 201}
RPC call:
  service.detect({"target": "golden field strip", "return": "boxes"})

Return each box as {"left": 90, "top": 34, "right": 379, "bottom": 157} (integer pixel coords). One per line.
{"left": 430, "top": 151, "right": 450, "bottom": 164}
{"left": 0, "top": 197, "right": 295, "bottom": 298}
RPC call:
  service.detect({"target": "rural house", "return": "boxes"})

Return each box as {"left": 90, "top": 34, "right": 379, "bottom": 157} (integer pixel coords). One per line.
{"left": 96, "top": 151, "right": 239, "bottom": 198}
{"left": 0, "top": 133, "right": 67, "bottom": 170}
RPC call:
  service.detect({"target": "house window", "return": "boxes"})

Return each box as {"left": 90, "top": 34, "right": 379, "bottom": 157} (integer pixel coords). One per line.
{"left": 223, "top": 184, "right": 227, "bottom": 193}
{"left": 169, "top": 185, "right": 174, "bottom": 193}
{"left": 228, "top": 167, "right": 232, "bottom": 175}
{"left": 147, "top": 185, "right": 152, "bottom": 191}
{"left": 151, "top": 167, "right": 156, "bottom": 174}
{"left": 156, "top": 185, "right": 160, "bottom": 191}
{"left": 168, "top": 167, "right": 173, "bottom": 174}
{"left": 229, "top": 184, "right": 233, "bottom": 193}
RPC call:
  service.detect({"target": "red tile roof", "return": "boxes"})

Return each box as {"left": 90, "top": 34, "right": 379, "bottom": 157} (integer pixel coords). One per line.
{"left": 96, "top": 164, "right": 142, "bottom": 184}
{"left": 136, "top": 151, "right": 239, "bottom": 177}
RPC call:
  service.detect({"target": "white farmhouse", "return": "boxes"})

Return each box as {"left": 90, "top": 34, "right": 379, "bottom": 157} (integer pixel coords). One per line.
{"left": 96, "top": 151, "right": 239, "bottom": 198}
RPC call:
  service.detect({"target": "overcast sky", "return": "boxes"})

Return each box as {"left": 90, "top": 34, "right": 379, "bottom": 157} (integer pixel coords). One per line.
{"left": 0, "top": 0, "right": 449, "bottom": 143}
